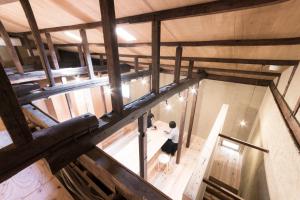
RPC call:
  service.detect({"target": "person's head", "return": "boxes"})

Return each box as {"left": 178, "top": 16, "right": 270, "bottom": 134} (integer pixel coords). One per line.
{"left": 148, "top": 113, "right": 154, "bottom": 119}
{"left": 169, "top": 121, "right": 176, "bottom": 129}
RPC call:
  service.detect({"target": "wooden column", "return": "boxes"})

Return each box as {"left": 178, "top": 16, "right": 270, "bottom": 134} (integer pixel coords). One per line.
{"left": 20, "top": 0, "right": 55, "bottom": 86}
{"left": 187, "top": 60, "right": 194, "bottom": 79}
{"left": 77, "top": 45, "right": 85, "bottom": 67}
{"left": 151, "top": 19, "right": 161, "bottom": 94}
{"left": 186, "top": 83, "right": 199, "bottom": 148}
{"left": 0, "top": 21, "right": 24, "bottom": 73}
{"left": 100, "top": 0, "right": 123, "bottom": 114}
{"left": 174, "top": 46, "right": 182, "bottom": 83}
{"left": 138, "top": 113, "right": 147, "bottom": 179}
{"left": 80, "top": 29, "right": 94, "bottom": 79}
{"left": 176, "top": 89, "right": 188, "bottom": 164}
{"left": 45, "top": 32, "right": 60, "bottom": 69}
{"left": 99, "top": 54, "right": 104, "bottom": 66}
{"left": 0, "top": 63, "right": 32, "bottom": 146}
{"left": 134, "top": 56, "right": 139, "bottom": 72}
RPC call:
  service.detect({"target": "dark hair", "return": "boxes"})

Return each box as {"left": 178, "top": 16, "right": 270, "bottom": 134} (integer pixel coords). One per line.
{"left": 169, "top": 121, "right": 176, "bottom": 128}
{"left": 148, "top": 113, "right": 154, "bottom": 118}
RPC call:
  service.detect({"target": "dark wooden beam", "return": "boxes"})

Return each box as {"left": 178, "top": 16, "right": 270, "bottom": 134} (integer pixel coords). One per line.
{"left": 270, "top": 82, "right": 300, "bottom": 150}
{"left": 174, "top": 46, "right": 182, "bottom": 83}
{"left": 80, "top": 29, "right": 94, "bottom": 79}
{"left": 18, "top": 70, "right": 150, "bottom": 105}
{"left": 120, "top": 59, "right": 281, "bottom": 77}
{"left": 107, "top": 53, "right": 299, "bottom": 66}
{"left": 206, "top": 74, "right": 272, "bottom": 86}
{"left": 23, "top": 0, "right": 286, "bottom": 34}
{"left": 77, "top": 45, "right": 86, "bottom": 67}
{"left": 0, "top": 63, "right": 32, "bottom": 146}
{"left": 20, "top": 34, "right": 34, "bottom": 57}
{"left": 187, "top": 60, "right": 194, "bottom": 79}
{"left": 152, "top": 19, "right": 161, "bottom": 94}
{"left": 20, "top": 0, "right": 55, "bottom": 86}
{"left": 138, "top": 113, "right": 147, "bottom": 179}
{"left": 176, "top": 89, "right": 188, "bottom": 164}
{"left": 219, "top": 134, "right": 269, "bottom": 153}
{"left": 293, "top": 97, "right": 300, "bottom": 116}
{"left": 100, "top": 0, "right": 123, "bottom": 114}
{"left": 209, "top": 176, "right": 239, "bottom": 195}
{"left": 45, "top": 32, "right": 60, "bottom": 69}
{"left": 0, "top": 21, "right": 24, "bottom": 73}
{"left": 186, "top": 83, "right": 199, "bottom": 148}
{"left": 283, "top": 65, "right": 298, "bottom": 97}
{"left": 206, "top": 186, "right": 232, "bottom": 200}
{"left": 79, "top": 148, "right": 171, "bottom": 200}
{"left": 203, "top": 178, "right": 244, "bottom": 200}
{"left": 0, "top": 76, "right": 203, "bottom": 182}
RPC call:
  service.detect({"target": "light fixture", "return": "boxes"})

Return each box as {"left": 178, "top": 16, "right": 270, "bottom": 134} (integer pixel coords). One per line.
{"left": 122, "top": 83, "right": 130, "bottom": 98}
{"left": 104, "top": 86, "right": 112, "bottom": 95}
{"left": 190, "top": 87, "right": 197, "bottom": 95}
{"left": 178, "top": 93, "right": 184, "bottom": 102}
{"left": 131, "top": 79, "right": 137, "bottom": 82}
{"left": 165, "top": 100, "right": 172, "bottom": 111}
{"left": 269, "top": 65, "right": 280, "bottom": 71}
{"left": 141, "top": 78, "right": 147, "bottom": 85}
{"left": 64, "top": 31, "right": 82, "bottom": 42}
{"left": 116, "top": 27, "right": 136, "bottom": 41}
{"left": 240, "top": 120, "right": 247, "bottom": 127}
{"left": 222, "top": 140, "right": 239, "bottom": 151}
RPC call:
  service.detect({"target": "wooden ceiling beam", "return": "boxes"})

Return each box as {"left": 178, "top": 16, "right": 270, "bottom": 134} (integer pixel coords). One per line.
{"left": 206, "top": 74, "right": 272, "bottom": 86}
{"left": 18, "top": 70, "right": 150, "bottom": 105}
{"left": 80, "top": 29, "right": 95, "bottom": 79}
{"left": 0, "top": 76, "right": 203, "bottom": 182}
{"left": 21, "top": 0, "right": 286, "bottom": 34}
{"left": 20, "top": 0, "right": 55, "bottom": 86}
{"left": 100, "top": 0, "right": 123, "bottom": 114}
{"left": 151, "top": 19, "right": 161, "bottom": 94}
{"left": 45, "top": 32, "right": 60, "bottom": 69}
{"left": 174, "top": 46, "right": 182, "bottom": 83}
{"left": 120, "top": 60, "right": 281, "bottom": 77}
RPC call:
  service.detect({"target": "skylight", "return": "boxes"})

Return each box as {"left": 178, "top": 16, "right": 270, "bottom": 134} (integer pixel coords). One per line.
{"left": 116, "top": 27, "right": 136, "bottom": 42}
{"left": 222, "top": 140, "right": 239, "bottom": 151}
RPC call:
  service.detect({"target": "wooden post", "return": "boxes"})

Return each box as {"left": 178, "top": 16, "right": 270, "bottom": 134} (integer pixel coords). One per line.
{"left": 45, "top": 32, "right": 60, "bottom": 69}
{"left": 99, "top": 0, "right": 123, "bottom": 114}
{"left": 187, "top": 60, "right": 194, "bottom": 79}
{"left": 138, "top": 113, "right": 147, "bottom": 179}
{"left": 21, "top": 34, "right": 34, "bottom": 57}
{"left": 20, "top": 0, "right": 55, "bottom": 86}
{"left": 77, "top": 45, "right": 85, "bottom": 67}
{"left": 0, "top": 63, "right": 32, "bottom": 146}
{"left": 151, "top": 19, "right": 161, "bottom": 94}
{"left": 186, "top": 83, "right": 199, "bottom": 148}
{"left": 80, "top": 29, "right": 94, "bottom": 79}
{"left": 176, "top": 89, "right": 188, "bottom": 164}
{"left": 134, "top": 56, "right": 139, "bottom": 72}
{"left": 174, "top": 46, "right": 182, "bottom": 83}
{"left": 0, "top": 21, "right": 24, "bottom": 73}
{"left": 283, "top": 65, "right": 297, "bottom": 97}
{"left": 99, "top": 54, "right": 104, "bottom": 66}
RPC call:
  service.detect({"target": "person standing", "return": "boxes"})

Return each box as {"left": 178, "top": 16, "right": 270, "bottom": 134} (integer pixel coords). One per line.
{"left": 161, "top": 121, "right": 179, "bottom": 156}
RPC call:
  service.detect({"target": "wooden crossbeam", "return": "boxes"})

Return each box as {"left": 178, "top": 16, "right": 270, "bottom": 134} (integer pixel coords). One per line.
{"left": 0, "top": 21, "right": 24, "bottom": 73}
{"left": 0, "top": 76, "right": 203, "bottom": 183}
{"left": 219, "top": 134, "right": 269, "bottom": 153}
{"left": 20, "top": 0, "right": 55, "bottom": 86}
{"left": 0, "top": 63, "right": 32, "bottom": 146}
{"left": 283, "top": 65, "right": 298, "bottom": 97}
{"left": 45, "top": 32, "right": 60, "bottom": 69}
{"left": 206, "top": 74, "right": 272, "bottom": 86}
{"left": 100, "top": 0, "right": 123, "bottom": 114}
{"left": 270, "top": 82, "right": 300, "bottom": 149}
{"left": 18, "top": 70, "right": 150, "bottom": 105}
{"left": 77, "top": 45, "right": 86, "bottom": 67}
{"left": 208, "top": 176, "right": 238, "bottom": 195}
{"left": 152, "top": 19, "right": 161, "bottom": 94}
{"left": 22, "top": 0, "right": 286, "bottom": 34}
{"left": 79, "top": 148, "right": 171, "bottom": 200}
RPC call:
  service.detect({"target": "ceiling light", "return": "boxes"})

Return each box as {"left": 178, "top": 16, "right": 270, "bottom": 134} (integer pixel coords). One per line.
{"left": 240, "top": 120, "right": 246, "bottom": 127}
{"left": 165, "top": 100, "right": 172, "bottom": 111}
{"left": 122, "top": 83, "right": 130, "bottom": 98}
{"left": 116, "top": 27, "right": 136, "bottom": 41}
{"left": 141, "top": 78, "right": 147, "bottom": 85}
{"left": 190, "top": 87, "right": 197, "bottom": 95}
{"left": 64, "top": 31, "right": 82, "bottom": 42}
{"left": 178, "top": 94, "right": 184, "bottom": 102}
{"left": 269, "top": 65, "right": 280, "bottom": 71}
{"left": 222, "top": 140, "right": 239, "bottom": 151}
